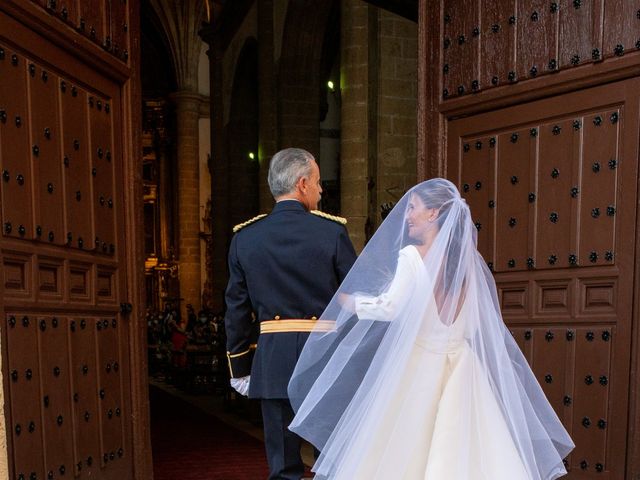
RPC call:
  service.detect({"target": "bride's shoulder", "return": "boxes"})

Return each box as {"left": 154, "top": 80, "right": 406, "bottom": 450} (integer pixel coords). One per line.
{"left": 399, "top": 244, "right": 420, "bottom": 257}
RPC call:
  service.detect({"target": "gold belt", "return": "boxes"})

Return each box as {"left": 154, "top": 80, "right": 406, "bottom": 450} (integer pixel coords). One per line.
{"left": 260, "top": 318, "right": 335, "bottom": 334}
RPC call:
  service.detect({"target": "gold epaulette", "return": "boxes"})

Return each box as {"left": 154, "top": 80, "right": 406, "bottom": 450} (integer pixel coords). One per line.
{"left": 310, "top": 210, "right": 347, "bottom": 225}
{"left": 233, "top": 214, "right": 268, "bottom": 233}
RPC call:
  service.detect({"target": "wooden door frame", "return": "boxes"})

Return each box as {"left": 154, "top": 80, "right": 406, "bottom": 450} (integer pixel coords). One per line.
{"left": 417, "top": 0, "right": 640, "bottom": 476}
{"left": 0, "top": 2, "right": 152, "bottom": 479}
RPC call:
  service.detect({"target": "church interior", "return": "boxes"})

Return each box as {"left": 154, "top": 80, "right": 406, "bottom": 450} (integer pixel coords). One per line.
{"left": 141, "top": 0, "right": 419, "bottom": 476}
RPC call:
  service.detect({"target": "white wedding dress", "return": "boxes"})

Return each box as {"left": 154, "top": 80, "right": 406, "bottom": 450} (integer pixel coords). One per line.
{"left": 330, "top": 246, "right": 530, "bottom": 479}
{"left": 290, "top": 180, "right": 573, "bottom": 480}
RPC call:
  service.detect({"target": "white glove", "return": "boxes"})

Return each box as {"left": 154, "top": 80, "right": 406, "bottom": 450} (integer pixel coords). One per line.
{"left": 230, "top": 375, "right": 250, "bottom": 396}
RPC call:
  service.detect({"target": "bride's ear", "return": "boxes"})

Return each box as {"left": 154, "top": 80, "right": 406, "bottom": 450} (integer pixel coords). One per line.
{"left": 427, "top": 208, "right": 440, "bottom": 222}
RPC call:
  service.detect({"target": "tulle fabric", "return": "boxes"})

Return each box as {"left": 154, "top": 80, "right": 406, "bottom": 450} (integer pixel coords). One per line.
{"left": 288, "top": 178, "right": 574, "bottom": 479}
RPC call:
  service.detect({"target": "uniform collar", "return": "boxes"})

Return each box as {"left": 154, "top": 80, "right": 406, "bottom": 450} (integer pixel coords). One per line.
{"left": 272, "top": 199, "right": 308, "bottom": 214}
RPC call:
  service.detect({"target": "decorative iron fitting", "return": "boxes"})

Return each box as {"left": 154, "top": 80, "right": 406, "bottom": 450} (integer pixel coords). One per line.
{"left": 472, "top": 80, "right": 479, "bottom": 91}
{"left": 491, "top": 24, "right": 500, "bottom": 33}
{"left": 463, "top": 183, "right": 470, "bottom": 192}
{"left": 531, "top": 11, "right": 539, "bottom": 21}
{"left": 457, "top": 85, "right": 465, "bottom": 95}
{"left": 599, "top": 375, "right": 608, "bottom": 386}
{"left": 11, "top": 54, "right": 18, "bottom": 66}
{"left": 509, "top": 16, "right": 516, "bottom": 24}
{"left": 573, "top": 119, "right": 581, "bottom": 130}
{"left": 491, "top": 76, "right": 499, "bottom": 85}
{"left": 607, "top": 205, "right": 616, "bottom": 216}
{"left": 610, "top": 112, "right": 619, "bottom": 123}
{"left": 551, "top": 168, "right": 559, "bottom": 178}
{"left": 580, "top": 460, "right": 588, "bottom": 470}
{"left": 548, "top": 59, "right": 557, "bottom": 70}
{"left": 510, "top": 133, "right": 519, "bottom": 143}
{"left": 563, "top": 395, "right": 572, "bottom": 406}
{"left": 530, "top": 128, "right": 538, "bottom": 137}
{"left": 570, "top": 186, "right": 579, "bottom": 197}
{"left": 589, "top": 251, "right": 598, "bottom": 262}
{"left": 593, "top": 115, "right": 603, "bottom": 126}
{"left": 548, "top": 254, "right": 557, "bottom": 265}
{"left": 595, "top": 463, "right": 604, "bottom": 472}
{"left": 573, "top": 0, "right": 581, "bottom": 8}
{"left": 568, "top": 254, "right": 577, "bottom": 265}
{"left": 582, "top": 417, "right": 591, "bottom": 428}
{"left": 0, "top": 110, "right": 6, "bottom": 123}
{"left": 508, "top": 259, "right": 516, "bottom": 268}
{"left": 444, "top": 37, "right": 451, "bottom": 49}
{"left": 475, "top": 181, "right": 482, "bottom": 190}
{"left": 608, "top": 159, "right": 617, "bottom": 169}
{"left": 508, "top": 217, "right": 517, "bottom": 227}
{"left": 592, "top": 162, "right": 601, "bottom": 172}
{"left": 528, "top": 192, "right": 536, "bottom": 203}
{"left": 458, "top": 35, "right": 466, "bottom": 45}
{"left": 602, "top": 330, "right": 611, "bottom": 341}
{"left": 549, "top": 212, "right": 558, "bottom": 223}
{"left": 4, "top": 222, "right": 11, "bottom": 234}
{"left": 524, "top": 330, "right": 532, "bottom": 340}
{"left": 552, "top": 125, "right": 561, "bottom": 135}
{"left": 545, "top": 330, "right": 554, "bottom": 341}
{"left": 488, "top": 200, "right": 495, "bottom": 208}
{"left": 570, "top": 54, "right": 580, "bottom": 65}
{"left": 614, "top": 44, "right": 624, "bottom": 56}
{"left": 487, "top": 262, "right": 493, "bottom": 271}
{"left": 566, "top": 330, "right": 574, "bottom": 341}
{"left": 591, "top": 207, "right": 600, "bottom": 218}
{"left": 511, "top": 175, "right": 518, "bottom": 184}
{"left": 530, "top": 65, "right": 538, "bottom": 77}
{"left": 544, "top": 374, "right": 552, "bottom": 383}
{"left": 526, "top": 257, "right": 534, "bottom": 269}
{"left": 508, "top": 71, "right": 517, "bottom": 82}
{"left": 586, "top": 331, "right": 595, "bottom": 341}
{"left": 463, "top": 143, "right": 470, "bottom": 152}
{"left": 15, "top": 115, "right": 21, "bottom": 127}
{"left": 585, "top": 374, "right": 594, "bottom": 385}
{"left": 598, "top": 419, "right": 607, "bottom": 429}
{"left": 489, "top": 137, "right": 496, "bottom": 147}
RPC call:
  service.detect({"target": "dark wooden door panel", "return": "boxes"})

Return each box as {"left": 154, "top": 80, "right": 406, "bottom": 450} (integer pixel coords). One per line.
{"left": 0, "top": 2, "right": 135, "bottom": 478}
{"left": 447, "top": 78, "right": 639, "bottom": 478}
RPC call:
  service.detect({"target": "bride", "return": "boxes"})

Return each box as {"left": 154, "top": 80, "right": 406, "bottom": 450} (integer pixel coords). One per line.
{"left": 288, "top": 179, "right": 574, "bottom": 479}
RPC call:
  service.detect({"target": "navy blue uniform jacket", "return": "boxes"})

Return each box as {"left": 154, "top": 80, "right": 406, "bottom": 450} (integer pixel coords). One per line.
{"left": 224, "top": 200, "right": 357, "bottom": 399}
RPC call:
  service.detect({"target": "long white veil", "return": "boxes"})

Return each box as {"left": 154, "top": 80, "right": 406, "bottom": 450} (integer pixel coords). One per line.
{"left": 288, "top": 178, "right": 574, "bottom": 479}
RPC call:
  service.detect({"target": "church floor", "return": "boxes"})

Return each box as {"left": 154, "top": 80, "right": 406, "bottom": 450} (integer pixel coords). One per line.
{"left": 150, "top": 378, "right": 315, "bottom": 479}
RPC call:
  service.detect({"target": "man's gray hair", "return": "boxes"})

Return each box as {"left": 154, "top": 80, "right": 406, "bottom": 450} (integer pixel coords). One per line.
{"left": 268, "top": 148, "right": 315, "bottom": 197}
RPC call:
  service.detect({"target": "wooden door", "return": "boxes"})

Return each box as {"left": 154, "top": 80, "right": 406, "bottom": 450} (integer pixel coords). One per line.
{"left": 419, "top": 0, "right": 640, "bottom": 477}
{"left": 0, "top": 2, "right": 148, "bottom": 479}
{"left": 448, "top": 78, "right": 639, "bottom": 479}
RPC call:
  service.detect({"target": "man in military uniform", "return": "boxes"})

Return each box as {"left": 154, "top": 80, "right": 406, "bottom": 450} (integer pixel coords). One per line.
{"left": 224, "top": 148, "right": 357, "bottom": 480}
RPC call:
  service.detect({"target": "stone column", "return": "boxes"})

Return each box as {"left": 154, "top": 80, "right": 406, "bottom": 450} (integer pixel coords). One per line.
{"left": 341, "top": 0, "right": 376, "bottom": 251}
{"left": 173, "top": 91, "right": 202, "bottom": 314}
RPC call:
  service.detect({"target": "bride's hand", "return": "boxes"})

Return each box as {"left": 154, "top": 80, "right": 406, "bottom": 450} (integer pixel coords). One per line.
{"left": 338, "top": 292, "right": 356, "bottom": 313}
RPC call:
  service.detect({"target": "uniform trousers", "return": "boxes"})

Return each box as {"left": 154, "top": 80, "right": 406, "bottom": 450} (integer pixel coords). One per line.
{"left": 261, "top": 398, "right": 305, "bottom": 480}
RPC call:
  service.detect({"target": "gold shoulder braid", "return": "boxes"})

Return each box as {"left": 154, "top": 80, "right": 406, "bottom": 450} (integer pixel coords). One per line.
{"left": 310, "top": 210, "right": 347, "bottom": 225}
{"left": 233, "top": 214, "right": 268, "bottom": 233}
